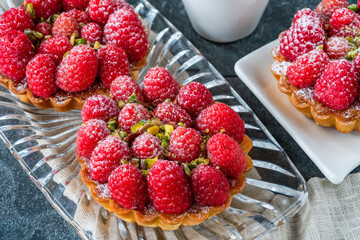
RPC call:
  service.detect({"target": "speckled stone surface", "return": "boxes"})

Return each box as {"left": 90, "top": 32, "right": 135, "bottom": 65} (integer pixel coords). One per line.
{"left": 1, "top": 0, "right": 359, "bottom": 239}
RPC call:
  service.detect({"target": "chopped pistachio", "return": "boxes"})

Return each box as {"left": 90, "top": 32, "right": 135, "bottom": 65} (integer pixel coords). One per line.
{"left": 44, "top": 35, "right": 52, "bottom": 41}
{"left": 183, "top": 164, "right": 192, "bottom": 177}
{"left": 70, "top": 33, "right": 76, "bottom": 46}
{"left": 94, "top": 41, "right": 101, "bottom": 50}
{"left": 34, "top": 31, "right": 44, "bottom": 39}
{"left": 131, "top": 123, "right": 143, "bottom": 133}
{"left": 164, "top": 124, "right": 174, "bottom": 134}
{"left": 141, "top": 169, "right": 149, "bottom": 177}
{"left": 107, "top": 118, "right": 117, "bottom": 126}
{"left": 40, "top": 17, "right": 45, "bottom": 22}
{"left": 147, "top": 126, "right": 159, "bottom": 135}
{"left": 161, "top": 138, "right": 169, "bottom": 148}
{"left": 144, "top": 157, "right": 158, "bottom": 169}
{"left": 177, "top": 122, "right": 184, "bottom": 127}
{"left": 108, "top": 124, "right": 116, "bottom": 131}
{"left": 121, "top": 159, "right": 129, "bottom": 165}
{"left": 63, "top": 51, "right": 70, "bottom": 59}
{"left": 119, "top": 131, "right": 128, "bottom": 139}
{"left": 139, "top": 119, "right": 147, "bottom": 125}
{"left": 316, "top": 45, "right": 323, "bottom": 50}
{"left": 200, "top": 142, "right": 206, "bottom": 152}
{"left": 26, "top": 3, "right": 34, "bottom": 19}
{"left": 118, "top": 100, "right": 125, "bottom": 109}
{"left": 76, "top": 38, "right": 86, "bottom": 45}
{"left": 346, "top": 48, "right": 360, "bottom": 60}
{"left": 348, "top": 4, "right": 359, "bottom": 13}
{"left": 52, "top": 14, "right": 59, "bottom": 23}
{"left": 126, "top": 93, "right": 140, "bottom": 103}
{"left": 188, "top": 162, "right": 197, "bottom": 170}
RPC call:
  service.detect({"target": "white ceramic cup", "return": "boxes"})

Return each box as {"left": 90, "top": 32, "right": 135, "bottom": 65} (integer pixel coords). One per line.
{"left": 182, "top": 0, "right": 269, "bottom": 43}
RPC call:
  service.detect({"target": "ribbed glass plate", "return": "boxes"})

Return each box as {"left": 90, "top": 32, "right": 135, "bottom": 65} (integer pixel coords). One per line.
{"left": 0, "top": 0, "right": 308, "bottom": 239}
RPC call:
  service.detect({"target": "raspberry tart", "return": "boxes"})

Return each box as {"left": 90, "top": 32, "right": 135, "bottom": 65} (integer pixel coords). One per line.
{"left": 76, "top": 67, "right": 253, "bottom": 230}
{"left": 271, "top": 0, "right": 360, "bottom": 133}
{"left": 0, "top": 0, "right": 150, "bottom": 111}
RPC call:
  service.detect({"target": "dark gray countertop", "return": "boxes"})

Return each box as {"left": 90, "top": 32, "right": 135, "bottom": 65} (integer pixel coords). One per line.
{"left": 1, "top": 0, "right": 359, "bottom": 239}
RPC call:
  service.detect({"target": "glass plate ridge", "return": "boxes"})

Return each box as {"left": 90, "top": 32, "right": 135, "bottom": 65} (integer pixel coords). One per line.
{"left": 0, "top": 0, "right": 308, "bottom": 239}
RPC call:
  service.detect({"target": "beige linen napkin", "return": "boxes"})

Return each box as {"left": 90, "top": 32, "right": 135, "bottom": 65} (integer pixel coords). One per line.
{"left": 263, "top": 173, "right": 360, "bottom": 240}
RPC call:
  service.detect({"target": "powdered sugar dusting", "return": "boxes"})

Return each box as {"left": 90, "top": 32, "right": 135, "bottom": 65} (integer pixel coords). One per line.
{"left": 95, "top": 183, "right": 111, "bottom": 198}
{"left": 271, "top": 60, "right": 291, "bottom": 76}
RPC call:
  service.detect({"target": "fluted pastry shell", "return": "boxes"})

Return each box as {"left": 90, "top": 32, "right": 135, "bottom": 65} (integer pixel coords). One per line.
{"left": 77, "top": 134, "right": 253, "bottom": 230}
{"left": 271, "top": 44, "right": 360, "bottom": 133}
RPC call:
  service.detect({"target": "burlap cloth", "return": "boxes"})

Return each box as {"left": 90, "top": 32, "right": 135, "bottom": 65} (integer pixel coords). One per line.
{"left": 263, "top": 173, "right": 360, "bottom": 240}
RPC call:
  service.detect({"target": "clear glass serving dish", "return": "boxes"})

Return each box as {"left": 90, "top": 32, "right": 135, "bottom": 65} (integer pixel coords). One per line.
{"left": 0, "top": 0, "right": 308, "bottom": 239}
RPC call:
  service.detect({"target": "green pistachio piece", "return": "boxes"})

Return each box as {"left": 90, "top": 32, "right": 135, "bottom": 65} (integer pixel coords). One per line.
{"left": 348, "top": 4, "right": 359, "bottom": 13}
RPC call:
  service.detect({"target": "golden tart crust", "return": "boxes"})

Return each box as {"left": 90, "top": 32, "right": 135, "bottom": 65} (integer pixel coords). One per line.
{"left": 271, "top": 43, "right": 360, "bottom": 133}
{"left": 77, "top": 134, "right": 253, "bottom": 230}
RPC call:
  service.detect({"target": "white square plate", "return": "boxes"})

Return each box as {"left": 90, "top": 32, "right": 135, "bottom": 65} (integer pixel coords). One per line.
{"left": 235, "top": 40, "right": 360, "bottom": 184}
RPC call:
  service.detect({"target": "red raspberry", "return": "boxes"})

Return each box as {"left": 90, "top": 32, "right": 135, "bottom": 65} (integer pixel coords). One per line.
{"left": 196, "top": 103, "right": 245, "bottom": 144}
{"left": 90, "top": 135, "right": 130, "bottom": 183}
{"left": 191, "top": 164, "right": 229, "bottom": 206}
{"left": 315, "top": 60, "right": 358, "bottom": 110}
{"left": 154, "top": 102, "right": 192, "bottom": 127}
{"left": 280, "top": 15, "right": 325, "bottom": 61}
{"left": 147, "top": 160, "right": 192, "bottom": 214}
{"left": 315, "top": 0, "right": 349, "bottom": 20}
{"left": 38, "top": 36, "right": 72, "bottom": 65}
{"left": 168, "top": 126, "right": 202, "bottom": 163}
{"left": 108, "top": 164, "right": 147, "bottom": 210}
{"left": 0, "top": 7, "right": 34, "bottom": 35}
{"left": 131, "top": 133, "right": 163, "bottom": 159}
{"left": 34, "top": 22, "right": 52, "bottom": 36}
{"left": 292, "top": 8, "right": 323, "bottom": 26}
{"left": 178, "top": 82, "right": 214, "bottom": 118}
{"left": 81, "top": 95, "right": 120, "bottom": 122}
{"left": 104, "top": 8, "right": 148, "bottom": 62}
{"left": 56, "top": 45, "right": 98, "bottom": 92}
{"left": 81, "top": 23, "right": 102, "bottom": 43}
{"left": 118, "top": 103, "right": 152, "bottom": 133}
{"left": 286, "top": 49, "right": 329, "bottom": 88}
{"left": 110, "top": 75, "right": 144, "bottom": 102}
{"left": 62, "top": 10, "right": 91, "bottom": 25}
{"left": 88, "top": 0, "right": 131, "bottom": 27}
{"left": 325, "top": 37, "right": 349, "bottom": 59}
{"left": 207, "top": 133, "right": 246, "bottom": 178}
{"left": 97, "top": 44, "right": 129, "bottom": 88}
{"left": 26, "top": 54, "right": 58, "bottom": 98}
{"left": 63, "top": 0, "right": 90, "bottom": 11}
{"left": 329, "top": 8, "right": 360, "bottom": 37}
{"left": 27, "top": 0, "right": 63, "bottom": 20}
{"left": 0, "top": 30, "right": 36, "bottom": 82}
{"left": 52, "top": 13, "right": 80, "bottom": 39}
{"left": 76, "top": 119, "right": 110, "bottom": 159}
{"left": 353, "top": 52, "right": 360, "bottom": 77}
{"left": 143, "top": 67, "right": 180, "bottom": 107}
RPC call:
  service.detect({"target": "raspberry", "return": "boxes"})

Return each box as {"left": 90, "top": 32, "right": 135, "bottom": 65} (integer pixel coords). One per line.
{"left": 168, "top": 126, "right": 202, "bottom": 163}
{"left": 26, "top": 54, "right": 58, "bottom": 98}
{"left": 62, "top": 10, "right": 91, "bottom": 25}
{"left": 81, "top": 23, "right": 102, "bottom": 43}
{"left": 325, "top": 37, "right": 349, "bottom": 59}
{"left": 207, "top": 133, "right": 246, "bottom": 178}
{"left": 131, "top": 133, "right": 162, "bottom": 159}
{"left": 315, "top": 0, "right": 349, "bottom": 20}
{"left": 56, "top": 45, "right": 98, "bottom": 92}
{"left": 292, "top": 8, "right": 323, "bottom": 26}
{"left": 178, "top": 82, "right": 214, "bottom": 118}
{"left": 63, "top": 0, "right": 90, "bottom": 11}
{"left": 353, "top": 52, "right": 360, "bottom": 76}
{"left": 280, "top": 15, "right": 325, "bottom": 61}
{"left": 81, "top": 95, "right": 120, "bottom": 122}
{"left": 118, "top": 103, "right": 152, "bottom": 133}
{"left": 34, "top": 22, "right": 52, "bottom": 36}
{"left": 143, "top": 67, "right": 180, "bottom": 106}
{"left": 52, "top": 13, "right": 80, "bottom": 39}
{"left": 196, "top": 103, "right": 245, "bottom": 144}
{"left": 38, "top": 36, "right": 72, "bottom": 65}
{"left": 76, "top": 119, "right": 110, "bottom": 159}
{"left": 90, "top": 135, "right": 130, "bottom": 183}
{"left": 97, "top": 44, "right": 129, "bottom": 88}
{"left": 110, "top": 75, "right": 144, "bottom": 102}
{"left": 329, "top": 8, "right": 360, "bottom": 37}
{"left": 88, "top": 0, "right": 131, "bottom": 27}
{"left": 154, "top": 102, "right": 192, "bottom": 127}
{"left": 103, "top": 8, "right": 148, "bottom": 62}
{"left": 147, "top": 160, "right": 192, "bottom": 214}
{"left": 315, "top": 59, "right": 358, "bottom": 110}
{"left": 286, "top": 49, "right": 329, "bottom": 88}
{"left": 0, "top": 30, "right": 36, "bottom": 82}
{"left": 108, "top": 164, "right": 147, "bottom": 210}
{"left": 0, "top": 7, "right": 34, "bottom": 35}
{"left": 191, "top": 165, "right": 229, "bottom": 206}
{"left": 27, "top": 0, "right": 63, "bottom": 20}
